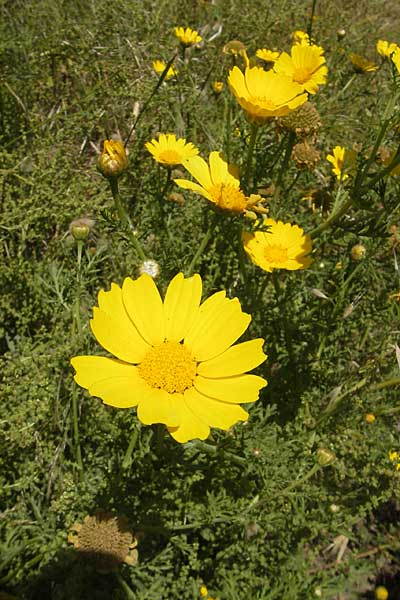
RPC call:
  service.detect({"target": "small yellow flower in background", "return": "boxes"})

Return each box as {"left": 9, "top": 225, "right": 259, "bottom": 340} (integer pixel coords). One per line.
{"left": 351, "top": 243, "right": 366, "bottom": 261}
{"left": 375, "top": 586, "right": 389, "bottom": 600}
{"left": 389, "top": 451, "right": 400, "bottom": 470}
{"left": 389, "top": 291, "right": 400, "bottom": 301}
{"left": 71, "top": 272, "right": 267, "bottom": 443}
{"left": 379, "top": 147, "right": 400, "bottom": 176}
{"left": 174, "top": 26, "right": 202, "bottom": 47}
{"left": 68, "top": 511, "right": 138, "bottom": 572}
{"left": 242, "top": 219, "right": 313, "bottom": 273}
{"left": 326, "top": 146, "right": 357, "bottom": 180}
{"left": 292, "top": 30, "right": 310, "bottom": 45}
{"left": 152, "top": 59, "right": 178, "bottom": 80}
{"left": 365, "top": 413, "right": 376, "bottom": 423}
{"left": 145, "top": 133, "right": 199, "bottom": 167}
{"left": 349, "top": 53, "right": 378, "bottom": 73}
{"left": 212, "top": 80, "right": 224, "bottom": 94}
{"left": 200, "top": 586, "right": 208, "bottom": 597}
{"left": 97, "top": 139, "right": 128, "bottom": 179}
{"left": 228, "top": 66, "right": 308, "bottom": 123}
{"left": 256, "top": 48, "right": 280, "bottom": 64}
{"left": 376, "top": 39, "right": 398, "bottom": 58}
{"left": 392, "top": 46, "right": 400, "bottom": 73}
{"left": 274, "top": 44, "right": 328, "bottom": 94}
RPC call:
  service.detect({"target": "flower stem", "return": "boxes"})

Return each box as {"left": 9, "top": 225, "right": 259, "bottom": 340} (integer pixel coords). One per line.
{"left": 190, "top": 439, "right": 246, "bottom": 466}
{"left": 185, "top": 213, "right": 218, "bottom": 276}
{"left": 72, "top": 386, "right": 83, "bottom": 472}
{"left": 122, "top": 426, "right": 140, "bottom": 470}
{"left": 271, "top": 271, "right": 298, "bottom": 388}
{"left": 115, "top": 571, "right": 136, "bottom": 600}
{"left": 242, "top": 122, "right": 259, "bottom": 194}
{"left": 109, "top": 177, "right": 146, "bottom": 260}
{"left": 307, "top": 0, "right": 318, "bottom": 39}
{"left": 272, "top": 131, "right": 296, "bottom": 204}
{"left": 308, "top": 190, "right": 351, "bottom": 238}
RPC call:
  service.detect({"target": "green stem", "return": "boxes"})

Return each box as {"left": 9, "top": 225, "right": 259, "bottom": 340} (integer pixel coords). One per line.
{"left": 115, "top": 571, "right": 136, "bottom": 600}
{"left": 272, "top": 131, "right": 296, "bottom": 204}
{"left": 307, "top": 0, "right": 318, "bottom": 39}
{"left": 190, "top": 440, "right": 246, "bottom": 466}
{"left": 159, "top": 167, "right": 172, "bottom": 201}
{"left": 122, "top": 427, "right": 139, "bottom": 470}
{"left": 72, "top": 387, "right": 83, "bottom": 472}
{"left": 308, "top": 193, "right": 352, "bottom": 238}
{"left": 272, "top": 271, "right": 298, "bottom": 388}
{"left": 370, "top": 377, "right": 400, "bottom": 391}
{"left": 185, "top": 213, "right": 218, "bottom": 276}
{"left": 279, "top": 463, "right": 321, "bottom": 495}
{"left": 110, "top": 178, "right": 146, "bottom": 260}
{"left": 242, "top": 122, "right": 259, "bottom": 194}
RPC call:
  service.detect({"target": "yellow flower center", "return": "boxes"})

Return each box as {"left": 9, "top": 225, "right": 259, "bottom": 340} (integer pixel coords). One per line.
{"left": 158, "top": 149, "right": 182, "bottom": 165}
{"left": 264, "top": 244, "right": 288, "bottom": 264}
{"left": 293, "top": 67, "right": 312, "bottom": 84}
{"left": 209, "top": 183, "right": 247, "bottom": 212}
{"left": 138, "top": 341, "right": 197, "bottom": 394}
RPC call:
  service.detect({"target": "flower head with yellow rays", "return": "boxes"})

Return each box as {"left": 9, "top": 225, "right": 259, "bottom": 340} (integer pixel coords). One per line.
{"left": 349, "top": 53, "right": 378, "bottom": 73}
{"left": 273, "top": 44, "right": 327, "bottom": 94}
{"left": 242, "top": 219, "right": 313, "bottom": 273}
{"left": 174, "top": 151, "right": 267, "bottom": 216}
{"left": 376, "top": 40, "right": 398, "bottom": 58}
{"left": 71, "top": 273, "right": 267, "bottom": 443}
{"left": 152, "top": 59, "right": 178, "bottom": 80}
{"left": 228, "top": 66, "right": 308, "bottom": 123}
{"left": 145, "top": 134, "right": 199, "bottom": 167}
{"left": 174, "top": 26, "right": 202, "bottom": 47}
{"left": 98, "top": 139, "right": 128, "bottom": 179}
{"left": 326, "top": 145, "right": 357, "bottom": 180}
{"left": 292, "top": 30, "right": 310, "bottom": 45}
{"left": 392, "top": 46, "right": 400, "bottom": 74}
{"left": 256, "top": 48, "right": 280, "bottom": 64}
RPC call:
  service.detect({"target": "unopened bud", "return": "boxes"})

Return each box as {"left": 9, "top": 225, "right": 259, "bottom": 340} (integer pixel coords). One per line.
{"left": 69, "top": 217, "right": 95, "bottom": 241}
{"left": 212, "top": 80, "right": 224, "bottom": 94}
{"left": 316, "top": 448, "right": 336, "bottom": 467}
{"left": 337, "top": 28, "right": 346, "bottom": 39}
{"left": 375, "top": 586, "right": 389, "bottom": 600}
{"left": 351, "top": 243, "right": 366, "bottom": 261}
{"left": 98, "top": 139, "right": 128, "bottom": 178}
{"left": 365, "top": 413, "right": 376, "bottom": 423}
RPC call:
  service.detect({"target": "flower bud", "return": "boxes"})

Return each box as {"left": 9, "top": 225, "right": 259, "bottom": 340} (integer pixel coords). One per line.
{"left": 336, "top": 28, "right": 346, "bottom": 39}
{"left": 375, "top": 586, "right": 389, "bottom": 600}
{"left": 351, "top": 243, "right": 366, "bottom": 261}
{"left": 69, "top": 217, "right": 95, "bottom": 241}
{"left": 316, "top": 448, "right": 336, "bottom": 467}
{"left": 365, "top": 413, "right": 375, "bottom": 423}
{"left": 98, "top": 139, "right": 128, "bottom": 178}
{"left": 212, "top": 80, "right": 224, "bottom": 94}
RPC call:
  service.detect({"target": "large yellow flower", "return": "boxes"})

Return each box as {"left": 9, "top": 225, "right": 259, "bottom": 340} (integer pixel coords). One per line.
{"left": 273, "top": 44, "right": 328, "bottom": 94}
{"left": 228, "top": 66, "right": 308, "bottom": 122}
{"left": 71, "top": 273, "right": 267, "bottom": 443}
{"left": 243, "top": 219, "right": 313, "bottom": 272}
{"left": 174, "top": 26, "right": 202, "bottom": 47}
{"left": 145, "top": 134, "right": 199, "bottom": 167}
{"left": 326, "top": 146, "right": 357, "bottom": 180}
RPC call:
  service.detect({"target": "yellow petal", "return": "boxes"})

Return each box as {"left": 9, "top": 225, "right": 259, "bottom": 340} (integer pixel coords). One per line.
{"left": 209, "top": 151, "right": 240, "bottom": 186}
{"left": 167, "top": 399, "right": 210, "bottom": 443}
{"left": 194, "top": 373, "right": 267, "bottom": 403}
{"left": 163, "top": 273, "right": 202, "bottom": 342}
{"left": 122, "top": 274, "right": 165, "bottom": 346}
{"left": 182, "top": 155, "right": 212, "bottom": 189}
{"left": 184, "top": 386, "right": 249, "bottom": 429}
{"left": 71, "top": 356, "right": 144, "bottom": 407}
{"left": 186, "top": 296, "right": 251, "bottom": 362}
{"left": 173, "top": 178, "right": 213, "bottom": 201}
{"left": 197, "top": 338, "right": 267, "bottom": 377}
{"left": 137, "top": 388, "right": 180, "bottom": 427}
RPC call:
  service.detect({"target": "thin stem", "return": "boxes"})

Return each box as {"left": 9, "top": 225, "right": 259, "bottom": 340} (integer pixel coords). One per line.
{"left": 110, "top": 178, "right": 146, "bottom": 260}
{"left": 272, "top": 271, "right": 298, "bottom": 389}
{"left": 115, "top": 571, "right": 136, "bottom": 600}
{"left": 185, "top": 213, "right": 219, "bottom": 276}
{"left": 308, "top": 193, "right": 352, "bottom": 238}
{"left": 72, "top": 387, "right": 83, "bottom": 472}
{"left": 307, "top": 0, "right": 318, "bottom": 39}
{"left": 272, "top": 131, "right": 296, "bottom": 204}
{"left": 122, "top": 427, "right": 139, "bottom": 470}
{"left": 370, "top": 377, "right": 400, "bottom": 391}
{"left": 190, "top": 440, "right": 246, "bottom": 466}
{"left": 242, "top": 122, "right": 259, "bottom": 193}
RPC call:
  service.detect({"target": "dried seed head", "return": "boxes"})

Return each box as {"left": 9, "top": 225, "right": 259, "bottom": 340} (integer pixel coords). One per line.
{"left": 292, "top": 141, "right": 321, "bottom": 170}
{"left": 278, "top": 101, "right": 322, "bottom": 138}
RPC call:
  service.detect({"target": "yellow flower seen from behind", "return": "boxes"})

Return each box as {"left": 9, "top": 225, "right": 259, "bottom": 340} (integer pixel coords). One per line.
{"left": 376, "top": 39, "right": 398, "bottom": 58}
{"left": 256, "top": 48, "right": 280, "bottom": 64}
{"left": 326, "top": 145, "right": 357, "bottom": 180}
{"left": 242, "top": 219, "right": 313, "bottom": 273}
{"left": 228, "top": 66, "right": 308, "bottom": 123}
{"left": 71, "top": 273, "right": 267, "bottom": 443}
{"left": 174, "top": 26, "right": 202, "bottom": 47}
{"left": 274, "top": 44, "right": 328, "bottom": 94}
{"left": 392, "top": 46, "right": 400, "bottom": 74}
{"left": 145, "top": 134, "right": 199, "bottom": 167}
{"left": 97, "top": 139, "right": 128, "bottom": 179}
{"left": 349, "top": 53, "right": 378, "bottom": 73}
{"left": 152, "top": 59, "right": 178, "bottom": 80}
{"left": 212, "top": 80, "right": 224, "bottom": 94}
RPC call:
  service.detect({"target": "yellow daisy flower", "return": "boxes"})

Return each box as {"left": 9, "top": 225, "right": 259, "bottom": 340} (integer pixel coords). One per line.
{"left": 242, "top": 219, "right": 313, "bottom": 272}
{"left": 376, "top": 40, "right": 398, "bottom": 58}
{"left": 212, "top": 80, "right": 224, "bottom": 94}
{"left": 71, "top": 273, "right": 267, "bottom": 443}
{"left": 152, "top": 59, "right": 178, "bottom": 80}
{"left": 145, "top": 134, "right": 199, "bottom": 167}
{"left": 174, "top": 26, "right": 202, "bottom": 47}
{"left": 97, "top": 139, "right": 128, "bottom": 179}
{"left": 292, "top": 30, "right": 310, "bottom": 45}
{"left": 392, "top": 46, "right": 400, "bottom": 73}
{"left": 274, "top": 44, "right": 328, "bottom": 94}
{"left": 256, "top": 48, "right": 280, "bottom": 63}
{"left": 326, "top": 146, "right": 357, "bottom": 180}
{"left": 228, "top": 66, "right": 308, "bottom": 123}
{"left": 349, "top": 53, "right": 378, "bottom": 73}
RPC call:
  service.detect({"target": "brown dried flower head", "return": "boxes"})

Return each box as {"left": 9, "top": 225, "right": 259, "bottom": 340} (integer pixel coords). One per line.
{"left": 278, "top": 101, "right": 322, "bottom": 138}
{"left": 292, "top": 141, "right": 321, "bottom": 170}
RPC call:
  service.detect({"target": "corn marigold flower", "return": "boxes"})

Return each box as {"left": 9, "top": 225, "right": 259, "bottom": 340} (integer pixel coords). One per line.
{"left": 145, "top": 133, "right": 199, "bottom": 167}
{"left": 365, "top": 413, "right": 375, "bottom": 423}
{"left": 326, "top": 146, "right": 357, "bottom": 180}
{"left": 228, "top": 66, "right": 307, "bottom": 123}
{"left": 97, "top": 139, "right": 128, "bottom": 179}
{"left": 292, "top": 30, "right": 310, "bottom": 45}
{"left": 392, "top": 46, "right": 400, "bottom": 73}
{"left": 174, "top": 26, "right": 202, "bottom": 47}
{"left": 375, "top": 586, "right": 389, "bottom": 600}
{"left": 274, "top": 44, "right": 328, "bottom": 94}
{"left": 174, "top": 151, "right": 267, "bottom": 216}
{"left": 242, "top": 219, "right": 313, "bottom": 273}
{"left": 376, "top": 39, "right": 398, "bottom": 58}
{"left": 152, "top": 59, "right": 178, "bottom": 80}
{"left": 212, "top": 80, "right": 224, "bottom": 94}
{"left": 71, "top": 273, "right": 267, "bottom": 443}
{"left": 351, "top": 244, "right": 366, "bottom": 261}
{"left": 68, "top": 511, "right": 138, "bottom": 572}
{"left": 349, "top": 53, "right": 378, "bottom": 73}
{"left": 292, "top": 141, "right": 320, "bottom": 170}
{"left": 256, "top": 48, "right": 280, "bottom": 64}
